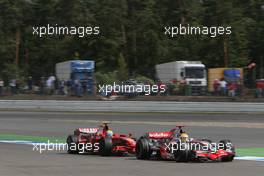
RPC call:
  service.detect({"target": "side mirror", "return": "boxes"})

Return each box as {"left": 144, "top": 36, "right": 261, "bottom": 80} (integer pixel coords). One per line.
{"left": 180, "top": 72, "right": 184, "bottom": 77}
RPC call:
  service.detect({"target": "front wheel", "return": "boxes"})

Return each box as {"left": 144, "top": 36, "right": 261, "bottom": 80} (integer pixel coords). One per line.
{"left": 99, "top": 137, "right": 113, "bottom": 156}
{"left": 219, "top": 139, "right": 235, "bottom": 162}
{"left": 173, "top": 142, "right": 191, "bottom": 162}
{"left": 67, "top": 135, "right": 79, "bottom": 154}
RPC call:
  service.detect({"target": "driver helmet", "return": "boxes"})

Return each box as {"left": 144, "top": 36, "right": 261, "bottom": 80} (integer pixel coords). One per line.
{"left": 106, "top": 130, "right": 113, "bottom": 137}
{"left": 180, "top": 133, "right": 189, "bottom": 142}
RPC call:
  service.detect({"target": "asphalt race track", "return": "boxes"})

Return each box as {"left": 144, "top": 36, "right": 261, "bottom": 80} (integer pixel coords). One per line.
{"left": 0, "top": 111, "right": 264, "bottom": 176}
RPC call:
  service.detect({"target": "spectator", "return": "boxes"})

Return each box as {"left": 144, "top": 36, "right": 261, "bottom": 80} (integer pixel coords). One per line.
{"left": 54, "top": 78, "right": 59, "bottom": 94}
{"left": 236, "top": 79, "right": 243, "bottom": 96}
{"left": 59, "top": 80, "right": 68, "bottom": 95}
{"left": 50, "top": 76, "right": 56, "bottom": 94}
{"left": 180, "top": 77, "right": 187, "bottom": 85}
{"left": 16, "top": 79, "right": 20, "bottom": 94}
{"left": 157, "top": 80, "right": 166, "bottom": 95}
{"left": 46, "top": 76, "right": 56, "bottom": 95}
{"left": 46, "top": 78, "right": 51, "bottom": 95}
{"left": 180, "top": 77, "right": 190, "bottom": 95}
{"left": 9, "top": 79, "right": 17, "bottom": 95}
{"left": 39, "top": 77, "right": 45, "bottom": 95}
{"left": 59, "top": 80, "right": 65, "bottom": 95}
{"left": 74, "top": 79, "right": 83, "bottom": 97}
{"left": 66, "top": 79, "right": 72, "bottom": 96}
{"left": 171, "top": 79, "right": 177, "bottom": 84}
{"left": 0, "top": 79, "right": 4, "bottom": 96}
{"left": 82, "top": 80, "right": 87, "bottom": 95}
{"left": 213, "top": 79, "right": 220, "bottom": 95}
{"left": 219, "top": 78, "right": 227, "bottom": 96}
{"left": 27, "top": 76, "right": 33, "bottom": 92}
{"left": 62, "top": 80, "right": 68, "bottom": 95}
{"left": 256, "top": 79, "right": 264, "bottom": 98}
{"left": 228, "top": 82, "right": 236, "bottom": 97}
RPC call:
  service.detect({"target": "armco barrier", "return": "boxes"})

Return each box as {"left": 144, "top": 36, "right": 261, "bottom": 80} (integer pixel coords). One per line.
{"left": 0, "top": 100, "right": 264, "bottom": 113}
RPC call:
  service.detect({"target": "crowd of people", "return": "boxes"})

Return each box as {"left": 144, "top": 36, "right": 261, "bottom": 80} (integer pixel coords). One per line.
{"left": 0, "top": 76, "right": 263, "bottom": 98}
{"left": 0, "top": 76, "right": 95, "bottom": 97}
{"left": 213, "top": 78, "right": 243, "bottom": 97}
{"left": 0, "top": 78, "right": 19, "bottom": 96}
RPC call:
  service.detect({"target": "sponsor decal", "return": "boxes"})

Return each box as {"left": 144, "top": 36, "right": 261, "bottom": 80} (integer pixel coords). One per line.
{"left": 78, "top": 128, "right": 99, "bottom": 134}
{"left": 148, "top": 132, "right": 171, "bottom": 138}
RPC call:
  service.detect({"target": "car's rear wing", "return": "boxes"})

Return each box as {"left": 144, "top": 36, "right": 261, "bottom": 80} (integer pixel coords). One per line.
{"left": 74, "top": 128, "right": 99, "bottom": 135}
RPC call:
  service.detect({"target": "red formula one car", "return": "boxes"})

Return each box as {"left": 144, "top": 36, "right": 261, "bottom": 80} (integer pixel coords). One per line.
{"left": 136, "top": 126, "right": 235, "bottom": 162}
{"left": 66, "top": 123, "right": 136, "bottom": 156}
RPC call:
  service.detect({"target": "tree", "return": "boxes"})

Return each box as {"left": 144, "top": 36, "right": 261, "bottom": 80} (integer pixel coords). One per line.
{"left": 117, "top": 53, "right": 128, "bottom": 81}
{"left": 0, "top": 0, "right": 263, "bottom": 82}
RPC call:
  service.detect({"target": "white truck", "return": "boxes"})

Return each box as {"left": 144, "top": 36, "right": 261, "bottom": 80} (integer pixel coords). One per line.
{"left": 155, "top": 61, "right": 207, "bottom": 94}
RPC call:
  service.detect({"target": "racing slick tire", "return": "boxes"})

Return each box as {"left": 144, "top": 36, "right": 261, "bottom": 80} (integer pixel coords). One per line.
{"left": 173, "top": 142, "right": 191, "bottom": 162}
{"left": 219, "top": 139, "right": 235, "bottom": 162}
{"left": 99, "top": 137, "right": 113, "bottom": 156}
{"left": 67, "top": 135, "right": 79, "bottom": 154}
{"left": 136, "top": 137, "right": 152, "bottom": 160}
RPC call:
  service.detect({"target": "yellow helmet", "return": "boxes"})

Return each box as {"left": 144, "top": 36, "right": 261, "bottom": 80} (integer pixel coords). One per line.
{"left": 180, "top": 133, "right": 189, "bottom": 142}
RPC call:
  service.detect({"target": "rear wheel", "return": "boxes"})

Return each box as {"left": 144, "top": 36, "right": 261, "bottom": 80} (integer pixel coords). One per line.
{"left": 99, "top": 137, "right": 113, "bottom": 156}
{"left": 67, "top": 135, "right": 79, "bottom": 154}
{"left": 136, "top": 138, "right": 152, "bottom": 159}
{"left": 219, "top": 139, "right": 235, "bottom": 162}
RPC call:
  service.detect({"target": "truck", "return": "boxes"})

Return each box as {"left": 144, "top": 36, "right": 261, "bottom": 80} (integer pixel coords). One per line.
{"left": 56, "top": 60, "right": 95, "bottom": 94}
{"left": 155, "top": 61, "right": 207, "bottom": 94}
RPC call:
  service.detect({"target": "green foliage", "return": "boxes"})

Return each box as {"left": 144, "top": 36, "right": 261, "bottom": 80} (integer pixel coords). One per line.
{"left": 95, "top": 71, "right": 119, "bottom": 85}
{"left": 134, "top": 75, "right": 155, "bottom": 85}
{"left": 0, "top": 0, "right": 263, "bottom": 79}
{"left": 117, "top": 53, "right": 128, "bottom": 81}
{"left": 1, "top": 63, "right": 25, "bottom": 84}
